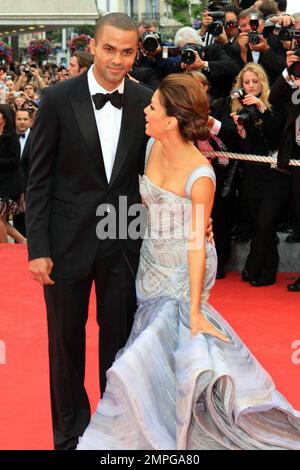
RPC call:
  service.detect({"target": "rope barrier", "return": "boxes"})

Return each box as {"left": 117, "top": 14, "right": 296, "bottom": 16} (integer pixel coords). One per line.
{"left": 202, "top": 151, "right": 300, "bottom": 167}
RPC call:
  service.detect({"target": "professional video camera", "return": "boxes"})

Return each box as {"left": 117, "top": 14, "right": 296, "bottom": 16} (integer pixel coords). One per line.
{"left": 206, "top": 0, "right": 230, "bottom": 37}
{"left": 181, "top": 44, "right": 205, "bottom": 65}
{"left": 231, "top": 88, "right": 262, "bottom": 127}
{"left": 248, "top": 13, "right": 261, "bottom": 45}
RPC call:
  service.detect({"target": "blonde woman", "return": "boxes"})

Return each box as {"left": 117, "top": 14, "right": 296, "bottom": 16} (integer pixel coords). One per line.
{"left": 231, "top": 63, "right": 290, "bottom": 286}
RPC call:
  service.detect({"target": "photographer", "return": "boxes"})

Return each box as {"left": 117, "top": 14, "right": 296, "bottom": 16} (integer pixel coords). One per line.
{"left": 200, "top": 3, "right": 241, "bottom": 47}
{"left": 164, "top": 26, "right": 239, "bottom": 98}
{"left": 232, "top": 9, "right": 286, "bottom": 83}
{"left": 126, "top": 23, "right": 162, "bottom": 88}
{"left": 231, "top": 63, "right": 290, "bottom": 286}
{"left": 269, "top": 49, "right": 300, "bottom": 290}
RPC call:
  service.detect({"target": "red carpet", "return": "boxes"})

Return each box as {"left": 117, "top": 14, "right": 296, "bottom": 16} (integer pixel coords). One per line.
{"left": 0, "top": 244, "right": 299, "bottom": 450}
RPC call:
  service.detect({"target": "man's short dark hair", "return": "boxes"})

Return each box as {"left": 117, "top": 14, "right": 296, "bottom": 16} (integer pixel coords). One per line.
{"left": 224, "top": 5, "right": 242, "bottom": 17}
{"left": 137, "top": 20, "right": 157, "bottom": 29}
{"left": 94, "top": 12, "right": 138, "bottom": 41}
{"left": 73, "top": 51, "right": 94, "bottom": 69}
{"left": 16, "top": 108, "right": 31, "bottom": 118}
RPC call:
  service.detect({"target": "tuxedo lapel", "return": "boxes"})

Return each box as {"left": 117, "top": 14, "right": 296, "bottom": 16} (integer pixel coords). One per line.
{"left": 109, "top": 79, "right": 141, "bottom": 187}
{"left": 69, "top": 73, "right": 108, "bottom": 185}
{"left": 21, "top": 132, "right": 31, "bottom": 161}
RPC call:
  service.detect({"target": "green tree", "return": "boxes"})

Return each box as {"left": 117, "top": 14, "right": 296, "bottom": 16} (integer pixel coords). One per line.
{"left": 166, "top": 0, "right": 209, "bottom": 26}
{"left": 166, "top": 0, "right": 190, "bottom": 25}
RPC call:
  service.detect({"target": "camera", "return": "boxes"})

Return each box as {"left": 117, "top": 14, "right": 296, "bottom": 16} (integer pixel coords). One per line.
{"left": 248, "top": 13, "right": 261, "bottom": 45}
{"left": 207, "top": 11, "right": 226, "bottom": 37}
{"left": 231, "top": 88, "right": 262, "bottom": 127}
{"left": 206, "top": 1, "right": 229, "bottom": 37}
{"left": 24, "top": 67, "right": 32, "bottom": 79}
{"left": 140, "top": 31, "right": 161, "bottom": 53}
{"left": 181, "top": 44, "right": 204, "bottom": 65}
{"left": 278, "top": 27, "right": 300, "bottom": 42}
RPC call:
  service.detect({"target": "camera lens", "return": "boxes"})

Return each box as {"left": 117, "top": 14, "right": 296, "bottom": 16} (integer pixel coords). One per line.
{"left": 181, "top": 49, "right": 196, "bottom": 65}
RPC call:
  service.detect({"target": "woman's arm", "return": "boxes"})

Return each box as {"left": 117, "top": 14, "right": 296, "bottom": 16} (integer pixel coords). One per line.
{"left": 188, "top": 176, "right": 229, "bottom": 342}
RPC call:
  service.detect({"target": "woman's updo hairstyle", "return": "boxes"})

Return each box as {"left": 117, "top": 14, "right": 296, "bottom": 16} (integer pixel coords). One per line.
{"left": 158, "top": 73, "right": 210, "bottom": 142}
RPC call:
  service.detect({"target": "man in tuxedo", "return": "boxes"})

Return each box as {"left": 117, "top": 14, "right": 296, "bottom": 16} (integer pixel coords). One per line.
{"left": 13, "top": 108, "right": 32, "bottom": 237}
{"left": 269, "top": 50, "right": 300, "bottom": 291}
{"left": 26, "top": 13, "right": 153, "bottom": 449}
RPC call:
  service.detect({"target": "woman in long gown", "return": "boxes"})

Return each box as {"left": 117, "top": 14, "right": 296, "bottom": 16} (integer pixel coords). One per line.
{"left": 77, "top": 74, "right": 300, "bottom": 450}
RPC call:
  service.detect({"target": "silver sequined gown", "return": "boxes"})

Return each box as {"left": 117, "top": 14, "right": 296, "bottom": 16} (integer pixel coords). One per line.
{"left": 77, "top": 140, "right": 300, "bottom": 450}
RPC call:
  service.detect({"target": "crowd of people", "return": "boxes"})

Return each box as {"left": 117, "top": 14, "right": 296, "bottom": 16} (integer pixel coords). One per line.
{"left": 0, "top": 0, "right": 300, "bottom": 294}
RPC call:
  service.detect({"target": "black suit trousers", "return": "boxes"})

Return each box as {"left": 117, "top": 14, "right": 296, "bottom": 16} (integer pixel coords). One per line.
{"left": 244, "top": 197, "right": 286, "bottom": 282}
{"left": 291, "top": 167, "right": 300, "bottom": 235}
{"left": 43, "top": 242, "right": 138, "bottom": 450}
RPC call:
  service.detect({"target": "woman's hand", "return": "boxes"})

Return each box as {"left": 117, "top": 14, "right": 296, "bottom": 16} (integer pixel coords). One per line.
{"left": 242, "top": 94, "right": 266, "bottom": 113}
{"left": 231, "top": 112, "right": 247, "bottom": 139}
{"left": 206, "top": 217, "right": 215, "bottom": 245}
{"left": 190, "top": 311, "right": 230, "bottom": 342}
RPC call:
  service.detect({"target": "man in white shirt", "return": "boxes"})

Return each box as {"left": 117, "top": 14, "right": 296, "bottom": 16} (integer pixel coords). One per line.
{"left": 26, "top": 12, "right": 153, "bottom": 449}
{"left": 13, "top": 109, "right": 32, "bottom": 237}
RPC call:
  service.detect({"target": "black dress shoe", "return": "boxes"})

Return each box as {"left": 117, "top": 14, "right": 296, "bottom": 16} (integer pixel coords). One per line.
{"left": 285, "top": 231, "right": 300, "bottom": 243}
{"left": 216, "top": 266, "right": 226, "bottom": 279}
{"left": 250, "top": 279, "right": 275, "bottom": 287}
{"left": 287, "top": 278, "right": 300, "bottom": 292}
{"left": 241, "top": 269, "right": 250, "bottom": 282}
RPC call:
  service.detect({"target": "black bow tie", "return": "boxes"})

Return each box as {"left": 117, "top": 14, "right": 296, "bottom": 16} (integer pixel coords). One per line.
{"left": 92, "top": 90, "right": 124, "bottom": 110}
{"left": 19, "top": 133, "right": 26, "bottom": 139}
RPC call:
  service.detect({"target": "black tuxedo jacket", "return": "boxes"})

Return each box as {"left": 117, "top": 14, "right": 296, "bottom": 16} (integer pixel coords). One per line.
{"left": 269, "top": 74, "right": 300, "bottom": 169}
{"left": 202, "top": 42, "right": 240, "bottom": 99}
{"left": 26, "top": 73, "right": 153, "bottom": 278}
{"left": 20, "top": 130, "right": 31, "bottom": 187}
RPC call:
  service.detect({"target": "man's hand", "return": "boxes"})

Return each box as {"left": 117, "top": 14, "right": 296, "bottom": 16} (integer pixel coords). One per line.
{"left": 249, "top": 36, "right": 270, "bottom": 53}
{"left": 231, "top": 112, "right": 247, "bottom": 139}
{"left": 206, "top": 217, "right": 214, "bottom": 245}
{"left": 238, "top": 32, "right": 249, "bottom": 51}
{"left": 214, "top": 27, "right": 229, "bottom": 45}
{"left": 286, "top": 50, "right": 300, "bottom": 69}
{"left": 29, "top": 257, "right": 55, "bottom": 285}
{"left": 200, "top": 11, "right": 214, "bottom": 36}
{"left": 270, "top": 14, "right": 294, "bottom": 29}
{"left": 29, "top": 67, "right": 40, "bottom": 79}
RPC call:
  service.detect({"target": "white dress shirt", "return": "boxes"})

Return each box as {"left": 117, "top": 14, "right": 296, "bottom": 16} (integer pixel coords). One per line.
{"left": 87, "top": 66, "right": 124, "bottom": 183}
{"left": 19, "top": 128, "right": 30, "bottom": 158}
{"left": 251, "top": 51, "right": 260, "bottom": 64}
